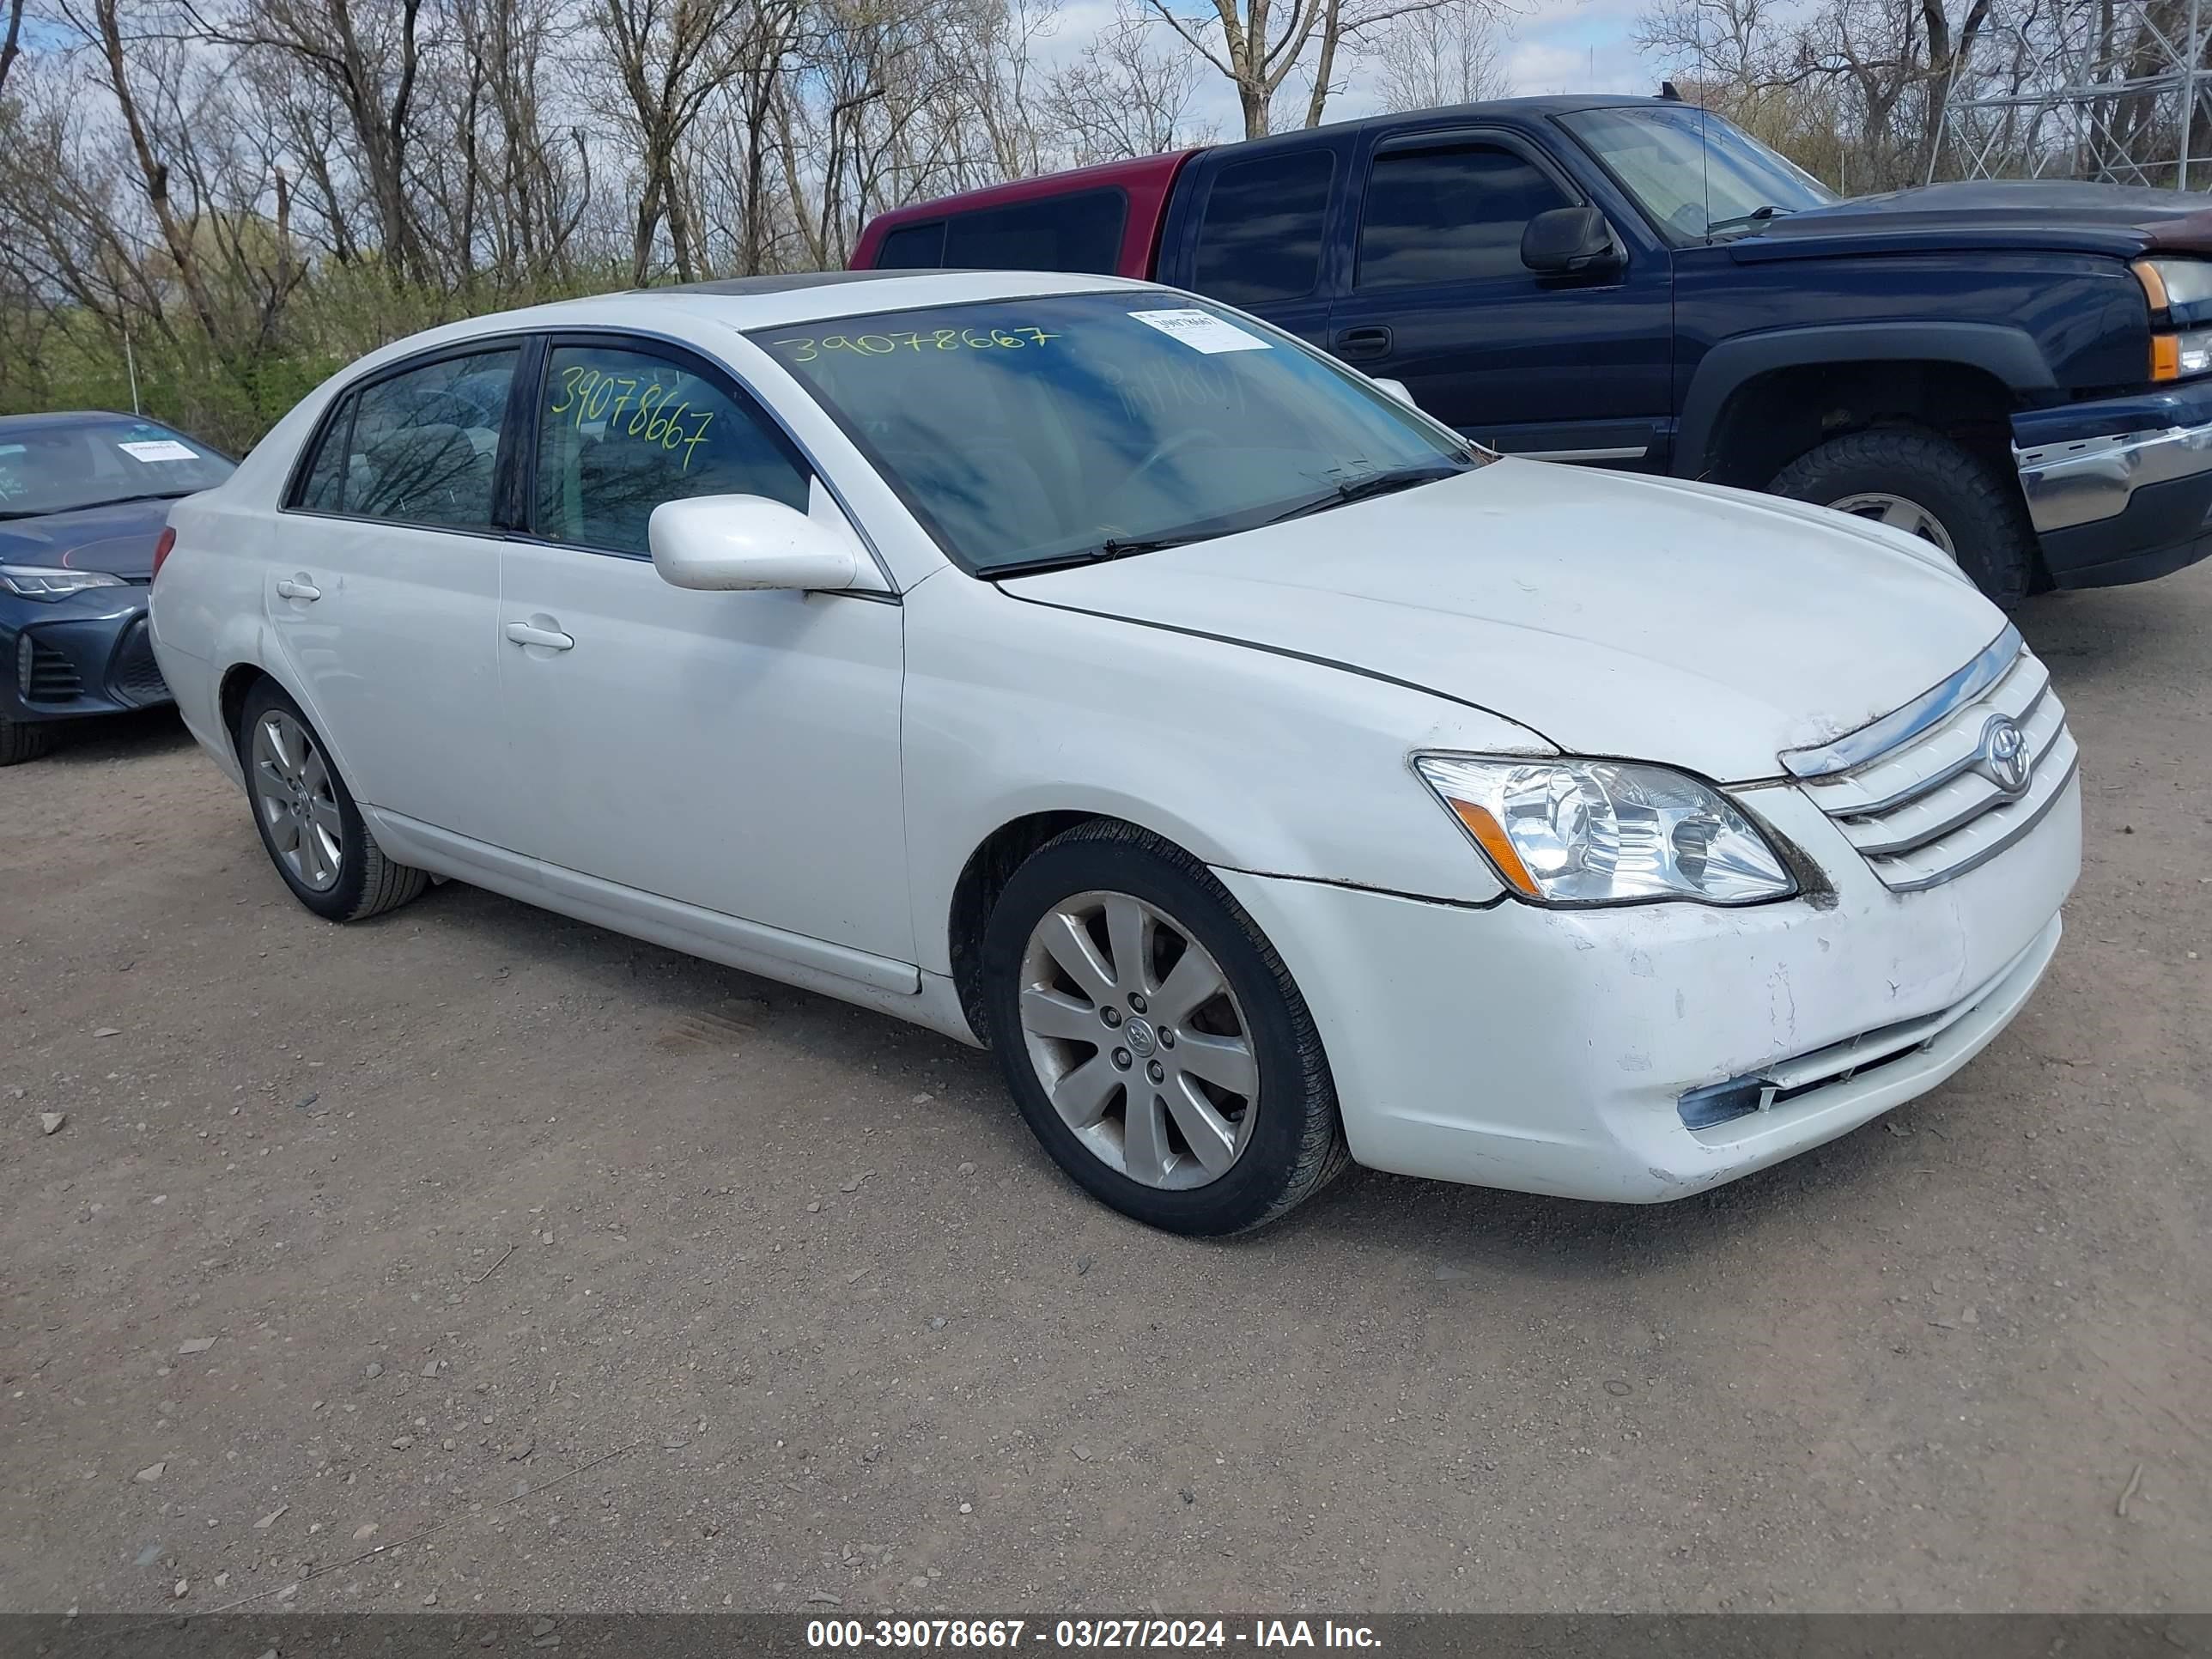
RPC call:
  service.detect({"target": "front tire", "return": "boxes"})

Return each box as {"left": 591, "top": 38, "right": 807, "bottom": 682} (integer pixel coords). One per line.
{"left": 1768, "top": 427, "right": 2036, "bottom": 607}
{"left": 980, "top": 820, "right": 1348, "bottom": 1235}
{"left": 235, "top": 680, "right": 428, "bottom": 921}
{"left": 0, "top": 716, "right": 55, "bottom": 766}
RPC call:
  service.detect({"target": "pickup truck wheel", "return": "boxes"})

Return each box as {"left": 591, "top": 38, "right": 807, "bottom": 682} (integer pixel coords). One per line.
{"left": 1768, "top": 428, "right": 2034, "bottom": 607}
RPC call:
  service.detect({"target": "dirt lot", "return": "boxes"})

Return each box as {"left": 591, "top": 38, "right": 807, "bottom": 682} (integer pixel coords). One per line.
{"left": 3, "top": 569, "right": 2208, "bottom": 1618}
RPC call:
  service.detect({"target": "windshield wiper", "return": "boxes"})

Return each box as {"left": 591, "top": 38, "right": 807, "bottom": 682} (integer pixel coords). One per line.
{"left": 1705, "top": 204, "right": 1796, "bottom": 235}
{"left": 984, "top": 533, "right": 1206, "bottom": 580}
{"left": 1261, "top": 462, "right": 1468, "bottom": 526}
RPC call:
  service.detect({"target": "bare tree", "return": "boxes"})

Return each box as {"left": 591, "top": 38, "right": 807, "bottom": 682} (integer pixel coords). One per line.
{"left": 1369, "top": 0, "right": 1508, "bottom": 111}
{"left": 1042, "top": 3, "right": 1212, "bottom": 159}
{"left": 1140, "top": 0, "right": 1451, "bottom": 137}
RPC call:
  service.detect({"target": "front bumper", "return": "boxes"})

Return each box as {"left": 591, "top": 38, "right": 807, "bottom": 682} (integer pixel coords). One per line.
{"left": 0, "top": 586, "right": 170, "bottom": 725}
{"left": 1215, "top": 772, "right": 2081, "bottom": 1204}
{"left": 2014, "top": 385, "right": 2212, "bottom": 587}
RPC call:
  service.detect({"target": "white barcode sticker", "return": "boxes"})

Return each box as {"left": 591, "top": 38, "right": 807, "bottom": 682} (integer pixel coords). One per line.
{"left": 118, "top": 439, "right": 199, "bottom": 463}
{"left": 1127, "top": 308, "right": 1272, "bottom": 354}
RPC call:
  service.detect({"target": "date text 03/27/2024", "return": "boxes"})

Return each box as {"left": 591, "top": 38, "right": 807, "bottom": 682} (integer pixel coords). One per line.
{"left": 805, "top": 1620, "right": 1382, "bottom": 1650}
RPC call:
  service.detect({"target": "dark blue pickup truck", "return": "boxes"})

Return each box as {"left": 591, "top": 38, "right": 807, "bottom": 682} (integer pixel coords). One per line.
{"left": 854, "top": 94, "right": 2212, "bottom": 604}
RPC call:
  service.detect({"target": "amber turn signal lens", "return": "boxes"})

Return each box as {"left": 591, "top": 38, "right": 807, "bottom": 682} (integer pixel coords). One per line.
{"left": 2152, "top": 333, "right": 2183, "bottom": 381}
{"left": 2135, "top": 258, "right": 2172, "bottom": 313}
{"left": 1444, "top": 798, "right": 1540, "bottom": 898}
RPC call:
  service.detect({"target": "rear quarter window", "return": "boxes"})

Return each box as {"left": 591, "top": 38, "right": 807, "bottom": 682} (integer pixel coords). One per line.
{"left": 1192, "top": 150, "right": 1335, "bottom": 307}
{"left": 938, "top": 190, "right": 1127, "bottom": 274}
{"left": 875, "top": 221, "right": 947, "bottom": 268}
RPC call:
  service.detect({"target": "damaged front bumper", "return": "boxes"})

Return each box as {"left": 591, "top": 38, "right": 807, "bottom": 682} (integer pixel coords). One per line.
{"left": 1214, "top": 772, "right": 2081, "bottom": 1203}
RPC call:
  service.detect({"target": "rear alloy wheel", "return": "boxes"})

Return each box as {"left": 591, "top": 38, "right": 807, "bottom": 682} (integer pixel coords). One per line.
{"left": 1768, "top": 427, "right": 2036, "bottom": 607}
{"left": 981, "top": 821, "right": 1349, "bottom": 1235}
{"left": 236, "top": 680, "right": 428, "bottom": 922}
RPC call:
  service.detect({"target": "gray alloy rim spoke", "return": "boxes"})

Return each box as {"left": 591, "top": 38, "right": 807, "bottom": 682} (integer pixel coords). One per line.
{"left": 1020, "top": 986, "right": 1101, "bottom": 1043}
{"left": 1152, "top": 947, "right": 1224, "bottom": 1027}
{"left": 1123, "top": 1086, "right": 1174, "bottom": 1185}
{"left": 1103, "top": 895, "right": 1152, "bottom": 995}
{"left": 1051, "top": 1054, "right": 1123, "bottom": 1130}
{"left": 250, "top": 710, "right": 342, "bottom": 892}
{"left": 1173, "top": 1029, "right": 1258, "bottom": 1097}
{"left": 1166, "top": 1077, "right": 1241, "bottom": 1174}
{"left": 1037, "top": 910, "right": 1116, "bottom": 1004}
{"left": 1015, "top": 889, "right": 1260, "bottom": 1192}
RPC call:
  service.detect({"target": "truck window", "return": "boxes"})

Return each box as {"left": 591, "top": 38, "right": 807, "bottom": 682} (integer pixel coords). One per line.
{"left": 1357, "top": 145, "right": 1572, "bottom": 289}
{"left": 938, "top": 190, "right": 1127, "bottom": 274}
{"left": 1193, "top": 151, "right": 1334, "bottom": 307}
{"left": 876, "top": 222, "right": 948, "bottom": 268}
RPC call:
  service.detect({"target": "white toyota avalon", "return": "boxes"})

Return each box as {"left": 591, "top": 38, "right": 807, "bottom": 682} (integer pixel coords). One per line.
{"left": 150, "top": 271, "right": 2081, "bottom": 1234}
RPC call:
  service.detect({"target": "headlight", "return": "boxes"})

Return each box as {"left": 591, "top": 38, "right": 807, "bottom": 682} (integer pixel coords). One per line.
{"left": 0, "top": 564, "right": 127, "bottom": 600}
{"left": 1413, "top": 754, "right": 1796, "bottom": 907}
{"left": 2133, "top": 258, "right": 2212, "bottom": 380}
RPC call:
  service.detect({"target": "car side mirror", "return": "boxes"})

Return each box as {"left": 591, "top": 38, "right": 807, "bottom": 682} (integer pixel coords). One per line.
{"left": 1522, "top": 206, "right": 1622, "bottom": 276}
{"left": 649, "top": 495, "right": 863, "bottom": 592}
{"left": 1370, "top": 376, "right": 1418, "bottom": 409}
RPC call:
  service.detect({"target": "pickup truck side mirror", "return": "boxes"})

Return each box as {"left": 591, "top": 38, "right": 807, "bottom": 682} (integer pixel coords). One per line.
{"left": 1522, "top": 206, "right": 1622, "bottom": 276}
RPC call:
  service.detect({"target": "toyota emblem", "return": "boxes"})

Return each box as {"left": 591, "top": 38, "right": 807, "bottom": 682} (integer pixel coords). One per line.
{"left": 1978, "top": 714, "right": 2033, "bottom": 796}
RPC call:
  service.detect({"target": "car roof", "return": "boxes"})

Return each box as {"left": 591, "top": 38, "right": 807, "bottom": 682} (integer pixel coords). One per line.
{"left": 346, "top": 269, "right": 1156, "bottom": 369}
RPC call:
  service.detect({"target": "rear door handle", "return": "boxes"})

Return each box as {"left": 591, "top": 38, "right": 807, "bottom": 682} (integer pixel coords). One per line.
{"left": 1334, "top": 326, "right": 1393, "bottom": 361}
{"left": 504, "top": 621, "right": 574, "bottom": 652}
{"left": 275, "top": 576, "right": 322, "bottom": 601}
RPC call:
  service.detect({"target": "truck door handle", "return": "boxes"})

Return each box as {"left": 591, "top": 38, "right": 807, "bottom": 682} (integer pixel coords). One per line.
{"left": 1334, "top": 326, "right": 1393, "bottom": 361}
{"left": 504, "top": 621, "right": 574, "bottom": 651}
{"left": 275, "top": 576, "right": 322, "bottom": 601}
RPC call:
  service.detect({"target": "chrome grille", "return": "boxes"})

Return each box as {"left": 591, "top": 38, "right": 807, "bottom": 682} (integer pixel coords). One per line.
{"left": 1782, "top": 626, "right": 2078, "bottom": 893}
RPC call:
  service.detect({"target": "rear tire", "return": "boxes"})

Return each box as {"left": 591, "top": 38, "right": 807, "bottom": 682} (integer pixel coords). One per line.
{"left": 235, "top": 680, "right": 428, "bottom": 922}
{"left": 1769, "top": 427, "right": 2036, "bottom": 607}
{"left": 980, "top": 819, "right": 1349, "bottom": 1235}
{"left": 0, "top": 716, "right": 55, "bottom": 766}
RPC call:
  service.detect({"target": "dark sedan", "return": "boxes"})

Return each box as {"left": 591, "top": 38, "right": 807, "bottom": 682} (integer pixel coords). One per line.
{"left": 2, "top": 410, "right": 235, "bottom": 763}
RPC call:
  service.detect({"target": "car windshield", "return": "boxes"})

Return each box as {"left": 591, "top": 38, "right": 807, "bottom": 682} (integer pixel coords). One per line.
{"left": 1560, "top": 106, "right": 1837, "bottom": 243}
{"left": 0, "top": 416, "right": 234, "bottom": 520}
{"left": 750, "top": 292, "right": 1482, "bottom": 574}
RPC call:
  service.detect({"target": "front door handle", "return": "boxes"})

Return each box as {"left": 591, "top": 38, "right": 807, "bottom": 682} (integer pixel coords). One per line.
{"left": 1334, "top": 325, "right": 1393, "bottom": 361}
{"left": 504, "top": 621, "right": 574, "bottom": 652}
{"left": 275, "top": 576, "right": 322, "bottom": 601}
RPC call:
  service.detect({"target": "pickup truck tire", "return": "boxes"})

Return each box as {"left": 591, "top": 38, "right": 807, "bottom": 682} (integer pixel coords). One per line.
{"left": 1767, "top": 428, "right": 2035, "bottom": 607}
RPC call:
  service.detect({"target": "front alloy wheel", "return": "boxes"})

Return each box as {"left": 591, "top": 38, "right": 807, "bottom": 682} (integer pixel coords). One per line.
{"left": 982, "top": 820, "right": 1349, "bottom": 1235}
{"left": 1018, "top": 890, "right": 1259, "bottom": 1189}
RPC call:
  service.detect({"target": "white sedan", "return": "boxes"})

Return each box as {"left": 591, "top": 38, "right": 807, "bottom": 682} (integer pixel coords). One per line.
{"left": 150, "top": 271, "right": 2081, "bottom": 1234}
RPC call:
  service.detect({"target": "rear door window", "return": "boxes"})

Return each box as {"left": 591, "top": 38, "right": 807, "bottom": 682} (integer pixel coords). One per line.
{"left": 1356, "top": 144, "right": 1573, "bottom": 288}
{"left": 532, "top": 341, "right": 809, "bottom": 557}
{"left": 1192, "top": 150, "right": 1335, "bottom": 307}
{"left": 300, "top": 348, "right": 519, "bottom": 528}
{"left": 940, "top": 191, "right": 1127, "bottom": 274}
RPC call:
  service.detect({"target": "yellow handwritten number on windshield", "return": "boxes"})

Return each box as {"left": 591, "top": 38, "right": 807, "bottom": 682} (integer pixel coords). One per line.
{"left": 772, "top": 327, "right": 1059, "bottom": 363}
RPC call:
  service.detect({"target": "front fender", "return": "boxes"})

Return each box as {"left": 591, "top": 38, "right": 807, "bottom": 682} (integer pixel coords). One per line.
{"left": 1674, "top": 320, "right": 2056, "bottom": 479}
{"left": 900, "top": 574, "right": 1547, "bottom": 977}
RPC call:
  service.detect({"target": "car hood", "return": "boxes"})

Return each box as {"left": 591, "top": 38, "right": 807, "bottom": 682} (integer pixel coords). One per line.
{"left": 0, "top": 498, "right": 173, "bottom": 580}
{"left": 1730, "top": 179, "right": 2212, "bottom": 260}
{"left": 997, "top": 460, "right": 2004, "bottom": 782}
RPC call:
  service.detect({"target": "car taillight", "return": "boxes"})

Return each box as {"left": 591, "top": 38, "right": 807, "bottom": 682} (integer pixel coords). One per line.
{"left": 151, "top": 526, "right": 176, "bottom": 581}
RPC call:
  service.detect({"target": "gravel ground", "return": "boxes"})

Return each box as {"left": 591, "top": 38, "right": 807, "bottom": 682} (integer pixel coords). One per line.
{"left": 2, "top": 569, "right": 2208, "bottom": 1616}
